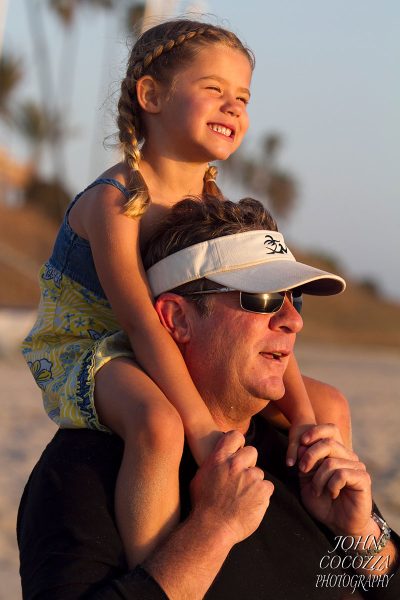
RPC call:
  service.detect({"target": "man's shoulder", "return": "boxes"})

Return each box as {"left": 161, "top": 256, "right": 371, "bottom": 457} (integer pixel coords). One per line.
{"left": 35, "top": 428, "right": 123, "bottom": 471}
{"left": 17, "top": 429, "right": 126, "bottom": 599}
{"left": 17, "top": 428, "right": 124, "bottom": 549}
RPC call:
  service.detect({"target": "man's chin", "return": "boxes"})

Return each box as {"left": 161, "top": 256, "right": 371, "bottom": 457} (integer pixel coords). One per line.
{"left": 246, "top": 386, "right": 286, "bottom": 415}
{"left": 261, "top": 381, "right": 286, "bottom": 403}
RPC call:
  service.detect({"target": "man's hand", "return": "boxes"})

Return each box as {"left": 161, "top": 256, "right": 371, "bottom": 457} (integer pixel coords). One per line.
{"left": 146, "top": 430, "right": 274, "bottom": 599}
{"left": 297, "top": 424, "right": 372, "bottom": 536}
{"left": 190, "top": 430, "right": 274, "bottom": 545}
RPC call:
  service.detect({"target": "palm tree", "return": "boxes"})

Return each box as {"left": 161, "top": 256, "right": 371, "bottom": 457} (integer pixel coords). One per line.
{"left": 48, "top": 0, "right": 124, "bottom": 181}
{"left": 0, "top": 52, "right": 23, "bottom": 122}
{"left": 223, "top": 133, "right": 298, "bottom": 221}
{"left": 49, "top": 0, "right": 115, "bottom": 26}
{"left": 0, "top": 0, "right": 10, "bottom": 57}
{"left": 88, "top": 1, "right": 145, "bottom": 178}
{"left": 13, "top": 99, "right": 72, "bottom": 218}
{"left": 23, "top": 1, "right": 149, "bottom": 189}
{"left": 22, "top": 0, "right": 117, "bottom": 200}
{"left": 49, "top": 0, "right": 116, "bottom": 115}
{"left": 13, "top": 100, "right": 64, "bottom": 170}
{"left": 126, "top": 2, "right": 146, "bottom": 32}
{"left": 23, "top": 0, "right": 69, "bottom": 193}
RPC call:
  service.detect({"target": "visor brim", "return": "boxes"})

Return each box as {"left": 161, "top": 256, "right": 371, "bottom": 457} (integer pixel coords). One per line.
{"left": 205, "top": 260, "right": 346, "bottom": 296}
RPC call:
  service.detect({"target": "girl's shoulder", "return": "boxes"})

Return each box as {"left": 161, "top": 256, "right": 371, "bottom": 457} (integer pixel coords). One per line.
{"left": 68, "top": 164, "right": 136, "bottom": 239}
{"left": 82, "top": 176, "right": 130, "bottom": 200}
{"left": 70, "top": 164, "right": 131, "bottom": 218}
{"left": 82, "top": 163, "right": 131, "bottom": 200}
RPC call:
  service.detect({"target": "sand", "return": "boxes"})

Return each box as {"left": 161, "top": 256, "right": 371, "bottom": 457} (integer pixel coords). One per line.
{"left": 0, "top": 332, "right": 399, "bottom": 599}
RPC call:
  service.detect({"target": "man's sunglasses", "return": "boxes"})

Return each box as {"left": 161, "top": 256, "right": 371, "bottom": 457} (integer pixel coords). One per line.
{"left": 177, "top": 287, "right": 303, "bottom": 315}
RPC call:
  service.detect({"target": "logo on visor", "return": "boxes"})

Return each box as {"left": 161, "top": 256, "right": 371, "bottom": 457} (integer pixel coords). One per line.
{"left": 264, "top": 234, "right": 288, "bottom": 255}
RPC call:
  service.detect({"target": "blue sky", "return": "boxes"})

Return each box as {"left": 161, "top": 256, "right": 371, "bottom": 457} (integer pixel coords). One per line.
{"left": 3, "top": 0, "right": 400, "bottom": 300}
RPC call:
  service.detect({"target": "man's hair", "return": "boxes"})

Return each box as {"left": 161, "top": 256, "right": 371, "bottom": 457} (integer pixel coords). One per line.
{"left": 143, "top": 196, "right": 278, "bottom": 316}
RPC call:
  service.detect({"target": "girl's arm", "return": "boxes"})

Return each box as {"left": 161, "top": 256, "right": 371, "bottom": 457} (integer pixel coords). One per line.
{"left": 78, "top": 183, "right": 220, "bottom": 464}
{"left": 262, "top": 354, "right": 352, "bottom": 465}
{"left": 261, "top": 354, "right": 316, "bottom": 466}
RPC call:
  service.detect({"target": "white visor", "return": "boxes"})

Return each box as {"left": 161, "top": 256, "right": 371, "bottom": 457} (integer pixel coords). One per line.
{"left": 146, "top": 230, "right": 346, "bottom": 297}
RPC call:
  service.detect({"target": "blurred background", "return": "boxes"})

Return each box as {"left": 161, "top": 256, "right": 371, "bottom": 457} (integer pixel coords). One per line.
{"left": 2, "top": 0, "right": 400, "bottom": 333}
{"left": 1, "top": 1, "right": 399, "bottom": 598}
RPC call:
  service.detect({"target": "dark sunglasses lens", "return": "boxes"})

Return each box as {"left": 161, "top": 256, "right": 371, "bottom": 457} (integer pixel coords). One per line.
{"left": 240, "top": 293, "right": 284, "bottom": 314}
{"left": 292, "top": 290, "right": 303, "bottom": 314}
{"left": 240, "top": 291, "right": 303, "bottom": 314}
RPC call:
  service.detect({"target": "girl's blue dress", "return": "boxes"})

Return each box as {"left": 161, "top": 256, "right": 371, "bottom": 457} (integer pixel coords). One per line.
{"left": 22, "top": 178, "right": 134, "bottom": 430}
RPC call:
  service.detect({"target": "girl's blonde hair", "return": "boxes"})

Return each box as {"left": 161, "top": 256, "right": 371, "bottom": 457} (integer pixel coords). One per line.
{"left": 117, "top": 19, "right": 255, "bottom": 218}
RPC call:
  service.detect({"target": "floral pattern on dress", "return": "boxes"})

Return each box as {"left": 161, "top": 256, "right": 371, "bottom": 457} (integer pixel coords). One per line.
{"left": 22, "top": 264, "right": 130, "bottom": 431}
{"left": 41, "top": 262, "right": 62, "bottom": 288}
{"left": 27, "top": 358, "right": 53, "bottom": 390}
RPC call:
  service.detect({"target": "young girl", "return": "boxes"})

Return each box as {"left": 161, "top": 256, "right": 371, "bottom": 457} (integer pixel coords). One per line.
{"left": 22, "top": 19, "right": 350, "bottom": 568}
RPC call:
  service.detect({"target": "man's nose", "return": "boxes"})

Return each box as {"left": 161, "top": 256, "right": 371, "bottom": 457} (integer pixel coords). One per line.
{"left": 269, "top": 297, "right": 303, "bottom": 333}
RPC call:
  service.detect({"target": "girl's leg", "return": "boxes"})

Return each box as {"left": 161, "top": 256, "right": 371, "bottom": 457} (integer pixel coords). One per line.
{"left": 95, "top": 357, "right": 184, "bottom": 568}
{"left": 261, "top": 377, "right": 352, "bottom": 449}
{"left": 302, "top": 375, "right": 353, "bottom": 449}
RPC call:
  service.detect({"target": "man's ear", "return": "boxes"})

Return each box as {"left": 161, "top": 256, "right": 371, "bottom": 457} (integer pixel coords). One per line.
{"left": 136, "top": 75, "right": 163, "bottom": 114}
{"left": 155, "top": 294, "right": 192, "bottom": 344}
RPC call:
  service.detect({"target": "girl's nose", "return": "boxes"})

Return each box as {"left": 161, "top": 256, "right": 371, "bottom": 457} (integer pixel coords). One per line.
{"left": 221, "top": 96, "right": 243, "bottom": 118}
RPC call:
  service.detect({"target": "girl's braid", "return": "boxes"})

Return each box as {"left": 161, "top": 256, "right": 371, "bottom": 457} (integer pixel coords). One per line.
{"left": 203, "top": 164, "right": 224, "bottom": 201}
{"left": 117, "top": 77, "right": 148, "bottom": 218}
{"left": 132, "top": 29, "right": 207, "bottom": 80}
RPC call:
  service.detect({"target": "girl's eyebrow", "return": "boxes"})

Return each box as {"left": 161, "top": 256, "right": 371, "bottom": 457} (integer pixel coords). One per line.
{"left": 197, "top": 75, "right": 251, "bottom": 98}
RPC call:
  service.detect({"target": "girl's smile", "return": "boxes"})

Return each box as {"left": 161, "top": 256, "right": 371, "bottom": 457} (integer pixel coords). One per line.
{"left": 207, "top": 122, "right": 235, "bottom": 140}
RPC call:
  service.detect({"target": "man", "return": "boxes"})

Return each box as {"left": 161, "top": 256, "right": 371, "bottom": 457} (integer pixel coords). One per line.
{"left": 18, "top": 197, "right": 399, "bottom": 599}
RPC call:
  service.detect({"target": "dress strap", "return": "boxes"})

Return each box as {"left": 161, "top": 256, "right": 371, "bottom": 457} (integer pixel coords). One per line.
{"left": 84, "top": 177, "right": 130, "bottom": 198}
{"left": 66, "top": 177, "right": 130, "bottom": 216}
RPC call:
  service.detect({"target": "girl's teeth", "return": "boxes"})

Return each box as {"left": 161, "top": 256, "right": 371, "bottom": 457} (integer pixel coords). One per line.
{"left": 210, "top": 124, "right": 232, "bottom": 137}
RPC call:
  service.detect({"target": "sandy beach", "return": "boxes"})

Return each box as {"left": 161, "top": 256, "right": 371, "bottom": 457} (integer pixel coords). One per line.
{"left": 0, "top": 331, "right": 399, "bottom": 599}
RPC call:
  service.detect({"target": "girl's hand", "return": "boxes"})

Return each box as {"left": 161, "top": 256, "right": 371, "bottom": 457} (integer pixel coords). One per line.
{"left": 297, "top": 424, "right": 372, "bottom": 536}
{"left": 286, "top": 419, "right": 316, "bottom": 467}
{"left": 187, "top": 429, "right": 225, "bottom": 466}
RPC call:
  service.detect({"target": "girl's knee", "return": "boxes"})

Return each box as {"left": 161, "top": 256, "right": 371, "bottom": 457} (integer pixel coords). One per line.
{"left": 305, "top": 377, "right": 352, "bottom": 448}
{"left": 322, "top": 383, "right": 350, "bottom": 417}
{"left": 305, "top": 376, "right": 349, "bottom": 415}
{"left": 132, "top": 398, "right": 185, "bottom": 455}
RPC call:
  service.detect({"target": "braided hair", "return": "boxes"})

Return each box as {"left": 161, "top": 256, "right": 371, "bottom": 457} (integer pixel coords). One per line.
{"left": 117, "top": 19, "right": 255, "bottom": 218}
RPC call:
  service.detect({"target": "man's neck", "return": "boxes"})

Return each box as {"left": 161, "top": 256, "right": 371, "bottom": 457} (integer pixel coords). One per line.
{"left": 206, "top": 401, "right": 252, "bottom": 435}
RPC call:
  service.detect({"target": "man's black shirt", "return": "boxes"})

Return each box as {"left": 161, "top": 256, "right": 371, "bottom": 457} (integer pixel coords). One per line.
{"left": 17, "top": 417, "right": 400, "bottom": 599}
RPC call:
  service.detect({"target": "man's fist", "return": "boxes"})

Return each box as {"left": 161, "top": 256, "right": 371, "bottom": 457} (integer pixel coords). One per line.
{"left": 190, "top": 430, "right": 274, "bottom": 545}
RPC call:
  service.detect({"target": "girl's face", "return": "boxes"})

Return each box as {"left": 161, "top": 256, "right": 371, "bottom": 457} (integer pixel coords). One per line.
{"left": 147, "top": 44, "right": 252, "bottom": 164}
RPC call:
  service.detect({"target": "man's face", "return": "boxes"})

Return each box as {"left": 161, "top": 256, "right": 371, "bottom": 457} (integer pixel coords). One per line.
{"left": 181, "top": 291, "right": 303, "bottom": 431}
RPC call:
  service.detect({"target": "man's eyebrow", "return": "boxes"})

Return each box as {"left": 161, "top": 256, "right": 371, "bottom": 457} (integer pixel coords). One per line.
{"left": 197, "top": 75, "right": 251, "bottom": 97}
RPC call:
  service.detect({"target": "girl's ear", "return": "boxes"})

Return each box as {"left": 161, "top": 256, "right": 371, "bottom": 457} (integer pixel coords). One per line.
{"left": 136, "top": 75, "right": 162, "bottom": 113}
{"left": 155, "top": 294, "right": 192, "bottom": 344}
